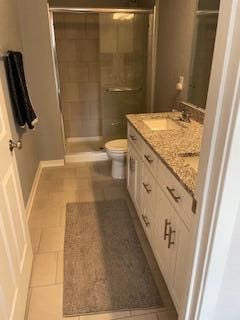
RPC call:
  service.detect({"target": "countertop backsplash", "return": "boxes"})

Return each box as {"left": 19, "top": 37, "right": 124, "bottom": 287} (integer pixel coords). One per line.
{"left": 177, "top": 102, "right": 205, "bottom": 125}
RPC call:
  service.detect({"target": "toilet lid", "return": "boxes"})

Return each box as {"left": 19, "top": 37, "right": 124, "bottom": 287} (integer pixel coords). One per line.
{"left": 105, "top": 139, "right": 127, "bottom": 152}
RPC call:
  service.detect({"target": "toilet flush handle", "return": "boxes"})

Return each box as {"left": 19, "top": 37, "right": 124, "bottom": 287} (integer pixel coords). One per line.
{"left": 130, "top": 134, "right": 136, "bottom": 141}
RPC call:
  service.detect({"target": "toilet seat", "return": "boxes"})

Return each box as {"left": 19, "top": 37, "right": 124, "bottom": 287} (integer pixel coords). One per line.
{"left": 105, "top": 139, "right": 127, "bottom": 153}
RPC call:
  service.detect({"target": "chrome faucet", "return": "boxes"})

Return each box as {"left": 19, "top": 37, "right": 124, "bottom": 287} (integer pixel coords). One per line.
{"left": 179, "top": 110, "right": 191, "bottom": 123}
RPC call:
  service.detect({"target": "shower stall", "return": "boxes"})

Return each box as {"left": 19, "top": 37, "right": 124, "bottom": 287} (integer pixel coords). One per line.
{"left": 49, "top": 4, "right": 156, "bottom": 160}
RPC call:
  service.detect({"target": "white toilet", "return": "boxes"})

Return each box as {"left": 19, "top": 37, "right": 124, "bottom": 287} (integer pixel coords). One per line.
{"left": 105, "top": 139, "right": 128, "bottom": 179}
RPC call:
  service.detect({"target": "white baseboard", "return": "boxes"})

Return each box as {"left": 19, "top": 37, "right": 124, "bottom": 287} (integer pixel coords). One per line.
{"left": 66, "top": 136, "right": 102, "bottom": 143}
{"left": 40, "top": 159, "right": 64, "bottom": 168}
{"left": 26, "top": 159, "right": 64, "bottom": 221}
{"left": 65, "top": 152, "right": 108, "bottom": 163}
{"left": 26, "top": 162, "right": 42, "bottom": 221}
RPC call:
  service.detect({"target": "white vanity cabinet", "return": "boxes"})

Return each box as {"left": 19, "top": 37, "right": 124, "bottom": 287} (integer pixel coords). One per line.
{"left": 127, "top": 122, "right": 194, "bottom": 314}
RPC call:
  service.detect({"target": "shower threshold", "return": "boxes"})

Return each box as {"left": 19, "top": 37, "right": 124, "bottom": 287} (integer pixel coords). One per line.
{"left": 66, "top": 137, "right": 106, "bottom": 153}
{"left": 65, "top": 137, "right": 109, "bottom": 163}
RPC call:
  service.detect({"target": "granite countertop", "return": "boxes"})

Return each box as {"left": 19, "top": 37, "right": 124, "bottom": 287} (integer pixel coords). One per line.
{"left": 126, "top": 112, "right": 203, "bottom": 197}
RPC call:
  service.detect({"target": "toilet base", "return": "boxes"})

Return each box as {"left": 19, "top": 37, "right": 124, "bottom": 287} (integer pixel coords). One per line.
{"left": 112, "top": 159, "right": 126, "bottom": 179}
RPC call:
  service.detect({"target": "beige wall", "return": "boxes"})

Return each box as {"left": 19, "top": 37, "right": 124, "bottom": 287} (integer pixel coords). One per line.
{"left": 54, "top": 13, "right": 101, "bottom": 138}
{"left": 154, "top": 0, "right": 198, "bottom": 112}
{"left": 0, "top": 0, "right": 40, "bottom": 205}
{"left": 16, "top": 0, "right": 64, "bottom": 160}
{"left": 0, "top": 0, "right": 70, "bottom": 204}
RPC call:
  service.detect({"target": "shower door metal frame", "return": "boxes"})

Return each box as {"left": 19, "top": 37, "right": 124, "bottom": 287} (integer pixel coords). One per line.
{"left": 147, "top": 0, "right": 159, "bottom": 113}
{"left": 48, "top": 3, "right": 159, "bottom": 151}
{"left": 49, "top": 7, "right": 154, "bottom": 14}
{"left": 48, "top": 4, "right": 67, "bottom": 152}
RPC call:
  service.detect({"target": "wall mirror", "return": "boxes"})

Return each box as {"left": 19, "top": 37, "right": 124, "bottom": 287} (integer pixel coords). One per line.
{"left": 187, "top": 0, "right": 220, "bottom": 109}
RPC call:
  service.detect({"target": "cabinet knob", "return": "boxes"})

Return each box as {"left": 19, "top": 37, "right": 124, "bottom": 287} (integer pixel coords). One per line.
{"left": 168, "top": 226, "right": 176, "bottom": 249}
{"left": 130, "top": 134, "right": 137, "bottom": 141}
{"left": 143, "top": 182, "right": 151, "bottom": 193}
{"left": 129, "top": 156, "right": 135, "bottom": 172}
{"left": 144, "top": 154, "right": 153, "bottom": 164}
{"left": 141, "top": 214, "right": 150, "bottom": 227}
{"left": 164, "top": 219, "right": 171, "bottom": 240}
{"left": 166, "top": 186, "right": 181, "bottom": 203}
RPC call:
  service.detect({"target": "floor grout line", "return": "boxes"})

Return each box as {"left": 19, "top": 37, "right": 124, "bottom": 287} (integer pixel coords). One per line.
{"left": 55, "top": 251, "right": 60, "bottom": 284}
{"left": 29, "top": 283, "right": 63, "bottom": 290}
{"left": 36, "top": 228, "right": 42, "bottom": 254}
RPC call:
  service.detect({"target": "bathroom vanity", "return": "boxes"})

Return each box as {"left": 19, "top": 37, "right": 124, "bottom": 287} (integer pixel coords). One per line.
{"left": 127, "top": 112, "right": 203, "bottom": 314}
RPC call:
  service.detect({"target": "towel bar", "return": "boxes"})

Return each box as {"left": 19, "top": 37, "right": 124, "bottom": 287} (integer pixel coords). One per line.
{"left": 105, "top": 87, "right": 142, "bottom": 93}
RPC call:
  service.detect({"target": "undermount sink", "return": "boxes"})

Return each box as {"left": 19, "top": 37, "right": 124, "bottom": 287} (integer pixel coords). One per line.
{"left": 179, "top": 153, "right": 200, "bottom": 171}
{"left": 143, "top": 118, "right": 182, "bottom": 131}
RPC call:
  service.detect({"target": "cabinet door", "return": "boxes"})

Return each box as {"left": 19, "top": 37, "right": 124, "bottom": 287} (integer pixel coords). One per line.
{"left": 142, "top": 164, "right": 156, "bottom": 214}
{"left": 169, "top": 213, "right": 190, "bottom": 312}
{"left": 135, "top": 150, "right": 143, "bottom": 215}
{"left": 127, "top": 143, "right": 136, "bottom": 203}
{"left": 153, "top": 185, "right": 174, "bottom": 287}
{"left": 127, "top": 143, "right": 143, "bottom": 215}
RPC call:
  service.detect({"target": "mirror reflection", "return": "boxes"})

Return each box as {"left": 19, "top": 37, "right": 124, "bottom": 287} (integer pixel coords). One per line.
{"left": 188, "top": 0, "right": 220, "bottom": 108}
{"left": 154, "top": 0, "right": 220, "bottom": 113}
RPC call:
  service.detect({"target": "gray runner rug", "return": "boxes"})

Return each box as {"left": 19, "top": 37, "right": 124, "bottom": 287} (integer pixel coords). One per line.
{"left": 63, "top": 199, "right": 164, "bottom": 316}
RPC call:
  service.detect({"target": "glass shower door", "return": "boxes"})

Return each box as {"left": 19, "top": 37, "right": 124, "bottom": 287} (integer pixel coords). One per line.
{"left": 99, "top": 12, "right": 150, "bottom": 141}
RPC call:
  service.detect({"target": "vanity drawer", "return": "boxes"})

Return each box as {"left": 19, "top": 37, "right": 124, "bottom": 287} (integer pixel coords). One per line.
{"left": 128, "top": 123, "right": 143, "bottom": 154}
{"left": 157, "top": 159, "right": 193, "bottom": 229}
{"left": 143, "top": 142, "right": 158, "bottom": 175}
{"left": 142, "top": 164, "right": 156, "bottom": 213}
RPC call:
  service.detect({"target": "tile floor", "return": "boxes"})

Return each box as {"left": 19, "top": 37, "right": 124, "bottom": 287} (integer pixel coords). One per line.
{"left": 26, "top": 161, "right": 178, "bottom": 320}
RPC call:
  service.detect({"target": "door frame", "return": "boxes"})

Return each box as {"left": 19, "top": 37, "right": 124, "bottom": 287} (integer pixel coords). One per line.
{"left": 183, "top": 1, "right": 240, "bottom": 319}
{"left": 47, "top": 1, "right": 240, "bottom": 318}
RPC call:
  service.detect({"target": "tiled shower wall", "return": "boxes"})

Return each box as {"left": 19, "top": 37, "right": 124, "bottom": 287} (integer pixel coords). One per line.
{"left": 54, "top": 13, "right": 101, "bottom": 138}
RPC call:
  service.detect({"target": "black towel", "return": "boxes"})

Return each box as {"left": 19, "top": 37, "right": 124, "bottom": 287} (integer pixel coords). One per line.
{"left": 4, "top": 51, "right": 37, "bottom": 130}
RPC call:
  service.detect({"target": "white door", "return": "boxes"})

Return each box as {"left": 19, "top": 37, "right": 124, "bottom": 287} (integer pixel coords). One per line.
{"left": 0, "top": 65, "right": 33, "bottom": 319}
